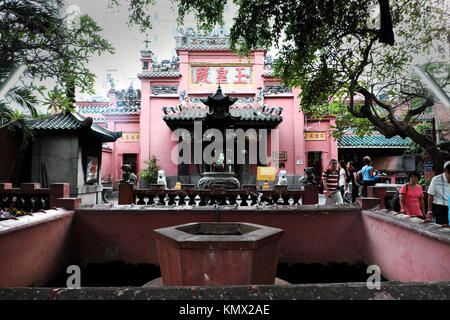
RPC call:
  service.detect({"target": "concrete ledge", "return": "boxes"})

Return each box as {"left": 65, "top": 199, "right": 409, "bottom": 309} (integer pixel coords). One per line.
{"left": 76, "top": 203, "right": 361, "bottom": 215}
{"left": 0, "top": 208, "right": 74, "bottom": 236}
{"left": 362, "top": 208, "right": 450, "bottom": 245}
{"left": 0, "top": 282, "right": 449, "bottom": 300}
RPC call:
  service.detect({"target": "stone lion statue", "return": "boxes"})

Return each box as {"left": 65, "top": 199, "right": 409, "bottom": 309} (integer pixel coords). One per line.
{"left": 277, "top": 170, "right": 288, "bottom": 186}
{"left": 299, "top": 167, "right": 317, "bottom": 185}
{"left": 157, "top": 169, "right": 167, "bottom": 189}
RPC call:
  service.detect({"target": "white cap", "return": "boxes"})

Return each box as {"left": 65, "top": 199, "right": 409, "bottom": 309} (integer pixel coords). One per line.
{"left": 444, "top": 160, "right": 450, "bottom": 170}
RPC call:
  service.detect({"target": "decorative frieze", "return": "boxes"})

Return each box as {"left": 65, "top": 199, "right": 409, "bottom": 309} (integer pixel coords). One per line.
{"left": 263, "top": 85, "right": 292, "bottom": 95}
{"left": 152, "top": 86, "right": 178, "bottom": 95}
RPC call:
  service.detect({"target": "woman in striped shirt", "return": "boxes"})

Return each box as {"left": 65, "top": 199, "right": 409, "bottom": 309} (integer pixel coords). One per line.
{"left": 322, "top": 159, "right": 343, "bottom": 205}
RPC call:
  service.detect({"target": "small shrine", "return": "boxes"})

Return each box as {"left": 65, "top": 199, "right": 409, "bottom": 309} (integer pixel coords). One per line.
{"left": 27, "top": 111, "right": 122, "bottom": 204}
{"left": 162, "top": 85, "right": 283, "bottom": 189}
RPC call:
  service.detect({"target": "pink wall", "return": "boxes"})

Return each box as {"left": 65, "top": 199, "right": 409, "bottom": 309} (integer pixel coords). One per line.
{"left": 147, "top": 97, "right": 179, "bottom": 175}
{"left": 0, "top": 210, "right": 74, "bottom": 287}
{"left": 70, "top": 207, "right": 450, "bottom": 282}
{"left": 361, "top": 210, "right": 450, "bottom": 281}
{"left": 102, "top": 148, "right": 113, "bottom": 180}
{"left": 71, "top": 208, "right": 366, "bottom": 265}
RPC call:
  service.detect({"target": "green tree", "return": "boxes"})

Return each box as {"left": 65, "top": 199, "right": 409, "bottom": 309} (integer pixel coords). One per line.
{"left": 0, "top": 0, "right": 114, "bottom": 122}
{"left": 117, "top": 0, "right": 449, "bottom": 165}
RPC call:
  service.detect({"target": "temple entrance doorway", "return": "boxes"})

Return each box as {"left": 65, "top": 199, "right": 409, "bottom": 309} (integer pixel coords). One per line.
{"left": 123, "top": 154, "right": 137, "bottom": 175}
{"left": 308, "top": 151, "right": 322, "bottom": 179}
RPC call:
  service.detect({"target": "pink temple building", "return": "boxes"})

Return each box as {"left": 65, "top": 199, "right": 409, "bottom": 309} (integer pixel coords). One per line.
{"left": 78, "top": 30, "right": 430, "bottom": 189}
{"left": 77, "top": 30, "right": 339, "bottom": 188}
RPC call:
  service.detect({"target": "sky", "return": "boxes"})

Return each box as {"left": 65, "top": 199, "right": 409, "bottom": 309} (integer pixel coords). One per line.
{"left": 64, "top": 0, "right": 238, "bottom": 100}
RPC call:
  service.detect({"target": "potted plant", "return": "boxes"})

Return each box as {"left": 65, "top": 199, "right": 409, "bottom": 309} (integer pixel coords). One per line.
{"left": 138, "top": 155, "right": 159, "bottom": 189}
{"left": 418, "top": 177, "right": 431, "bottom": 192}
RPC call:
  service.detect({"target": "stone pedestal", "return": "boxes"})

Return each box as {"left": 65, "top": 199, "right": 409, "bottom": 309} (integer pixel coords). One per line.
{"left": 154, "top": 222, "right": 284, "bottom": 286}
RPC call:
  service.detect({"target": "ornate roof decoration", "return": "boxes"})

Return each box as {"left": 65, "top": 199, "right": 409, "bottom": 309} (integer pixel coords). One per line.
{"left": 162, "top": 86, "right": 283, "bottom": 131}
{"left": 140, "top": 35, "right": 153, "bottom": 58}
{"left": 152, "top": 59, "right": 179, "bottom": 72}
{"left": 338, "top": 135, "right": 411, "bottom": 148}
{"left": 27, "top": 112, "right": 122, "bottom": 142}
{"left": 175, "top": 28, "right": 231, "bottom": 50}
{"left": 201, "top": 85, "right": 237, "bottom": 110}
{"left": 112, "top": 87, "right": 141, "bottom": 107}
{"left": 174, "top": 27, "right": 266, "bottom": 51}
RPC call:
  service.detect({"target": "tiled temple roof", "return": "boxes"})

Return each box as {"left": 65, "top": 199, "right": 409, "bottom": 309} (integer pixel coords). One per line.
{"left": 77, "top": 105, "right": 139, "bottom": 115}
{"left": 162, "top": 107, "right": 283, "bottom": 122}
{"left": 93, "top": 117, "right": 107, "bottom": 123}
{"left": 137, "top": 72, "right": 181, "bottom": 78}
{"left": 175, "top": 44, "right": 231, "bottom": 50}
{"left": 27, "top": 112, "right": 122, "bottom": 142}
{"left": 338, "top": 135, "right": 411, "bottom": 148}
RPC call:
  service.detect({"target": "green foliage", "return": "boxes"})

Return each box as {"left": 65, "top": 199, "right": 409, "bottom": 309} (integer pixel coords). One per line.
{"left": 0, "top": 103, "right": 34, "bottom": 151}
{"left": 0, "top": 0, "right": 114, "bottom": 151}
{"left": 0, "top": 0, "right": 114, "bottom": 116}
{"left": 418, "top": 178, "right": 431, "bottom": 188}
{"left": 403, "top": 122, "right": 433, "bottom": 158}
{"left": 139, "top": 155, "right": 159, "bottom": 183}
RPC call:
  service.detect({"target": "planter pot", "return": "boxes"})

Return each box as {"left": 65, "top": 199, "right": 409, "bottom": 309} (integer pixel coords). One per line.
{"left": 139, "top": 179, "right": 151, "bottom": 189}
{"left": 153, "top": 222, "right": 284, "bottom": 286}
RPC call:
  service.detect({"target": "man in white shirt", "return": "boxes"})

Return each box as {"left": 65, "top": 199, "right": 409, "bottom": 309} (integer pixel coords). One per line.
{"left": 426, "top": 160, "right": 450, "bottom": 225}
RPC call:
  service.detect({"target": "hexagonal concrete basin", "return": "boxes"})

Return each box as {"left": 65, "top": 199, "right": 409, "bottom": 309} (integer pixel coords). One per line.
{"left": 153, "top": 222, "right": 284, "bottom": 286}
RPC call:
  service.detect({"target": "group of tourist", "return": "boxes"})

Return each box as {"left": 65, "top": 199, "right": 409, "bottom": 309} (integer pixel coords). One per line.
{"left": 321, "top": 156, "right": 450, "bottom": 226}
{"left": 321, "top": 156, "right": 375, "bottom": 206}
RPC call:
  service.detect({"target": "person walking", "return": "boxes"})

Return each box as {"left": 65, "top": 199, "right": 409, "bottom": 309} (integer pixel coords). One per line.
{"left": 359, "top": 156, "right": 375, "bottom": 197}
{"left": 322, "top": 159, "right": 343, "bottom": 205}
{"left": 347, "top": 161, "right": 358, "bottom": 203}
{"left": 338, "top": 160, "right": 350, "bottom": 203}
{"left": 399, "top": 171, "right": 425, "bottom": 218}
{"left": 426, "top": 161, "right": 450, "bottom": 225}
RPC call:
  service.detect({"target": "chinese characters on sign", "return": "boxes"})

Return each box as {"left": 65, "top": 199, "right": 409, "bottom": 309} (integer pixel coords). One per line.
{"left": 119, "top": 133, "right": 140, "bottom": 143}
{"left": 304, "top": 131, "right": 326, "bottom": 141}
{"left": 273, "top": 151, "right": 287, "bottom": 169}
{"left": 257, "top": 166, "right": 276, "bottom": 181}
{"left": 191, "top": 66, "right": 252, "bottom": 86}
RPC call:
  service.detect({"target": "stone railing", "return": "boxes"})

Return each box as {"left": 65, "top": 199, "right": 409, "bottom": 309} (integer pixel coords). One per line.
{"left": 0, "top": 183, "right": 82, "bottom": 212}
{"left": 118, "top": 184, "right": 318, "bottom": 206}
{"left": 367, "top": 185, "right": 429, "bottom": 211}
